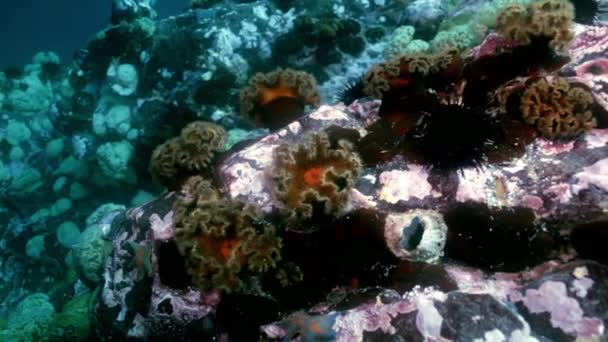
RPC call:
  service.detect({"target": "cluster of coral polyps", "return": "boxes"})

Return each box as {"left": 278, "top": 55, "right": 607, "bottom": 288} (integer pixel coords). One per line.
{"left": 149, "top": 120, "right": 226, "bottom": 189}
{"left": 270, "top": 132, "right": 362, "bottom": 223}
{"left": 495, "top": 0, "right": 575, "bottom": 50}
{"left": 520, "top": 76, "right": 597, "bottom": 139}
{"left": 356, "top": 0, "right": 600, "bottom": 172}
{"left": 239, "top": 68, "right": 321, "bottom": 130}
{"left": 172, "top": 176, "right": 283, "bottom": 292}
{"left": 95, "top": 18, "right": 608, "bottom": 342}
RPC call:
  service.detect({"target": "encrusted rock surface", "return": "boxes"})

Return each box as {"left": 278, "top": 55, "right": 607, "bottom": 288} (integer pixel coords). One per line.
{"left": 94, "top": 24, "right": 608, "bottom": 340}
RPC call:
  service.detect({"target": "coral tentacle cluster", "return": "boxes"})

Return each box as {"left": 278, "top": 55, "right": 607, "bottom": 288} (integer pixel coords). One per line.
{"left": 270, "top": 132, "right": 362, "bottom": 222}
{"left": 356, "top": 0, "right": 597, "bottom": 171}
{"left": 239, "top": 68, "right": 321, "bottom": 129}
{"left": 519, "top": 77, "right": 597, "bottom": 139}
{"left": 495, "top": 0, "right": 575, "bottom": 51}
{"left": 149, "top": 121, "right": 226, "bottom": 188}
{"left": 173, "top": 176, "right": 282, "bottom": 292}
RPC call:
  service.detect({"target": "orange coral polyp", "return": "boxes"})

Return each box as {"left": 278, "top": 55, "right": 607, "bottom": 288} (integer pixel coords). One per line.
{"left": 240, "top": 68, "right": 321, "bottom": 129}
{"left": 302, "top": 167, "right": 324, "bottom": 188}
{"left": 271, "top": 132, "right": 362, "bottom": 222}
{"left": 257, "top": 80, "right": 300, "bottom": 107}
{"left": 220, "top": 239, "right": 240, "bottom": 260}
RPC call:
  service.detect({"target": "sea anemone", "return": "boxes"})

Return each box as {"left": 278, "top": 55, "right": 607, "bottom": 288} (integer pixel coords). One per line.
{"left": 239, "top": 68, "right": 321, "bottom": 130}
{"left": 173, "top": 176, "right": 283, "bottom": 292}
{"left": 519, "top": 77, "right": 597, "bottom": 139}
{"left": 495, "top": 0, "right": 575, "bottom": 51}
{"left": 270, "top": 132, "right": 362, "bottom": 224}
{"left": 362, "top": 49, "right": 462, "bottom": 100}
{"left": 149, "top": 121, "right": 226, "bottom": 189}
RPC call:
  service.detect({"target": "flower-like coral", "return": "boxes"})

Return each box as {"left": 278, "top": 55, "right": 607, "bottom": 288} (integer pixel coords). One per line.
{"left": 495, "top": 0, "right": 575, "bottom": 51}
{"left": 519, "top": 77, "right": 597, "bottom": 139}
{"left": 362, "top": 49, "right": 461, "bottom": 99}
{"left": 173, "top": 176, "right": 282, "bottom": 292}
{"left": 270, "top": 132, "right": 362, "bottom": 223}
{"left": 239, "top": 68, "right": 321, "bottom": 129}
{"left": 357, "top": 0, "right": 586, "bottom": 170}
{"left": 149, "top": 121, "right": 226, "bottom": 189}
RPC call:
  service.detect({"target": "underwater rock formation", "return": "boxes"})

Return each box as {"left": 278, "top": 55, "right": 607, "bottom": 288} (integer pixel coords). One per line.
{"left": 102, "top": 21, "right": 608, "bottom": 340}
{"left": 96, "top": 52, "right": 608, "bottom": 339}
{"left": 0, "top": 0, "right": 596, "bottom": 340}
{"left": 263, "top": 260, "right": 608, "bottom": 341}
{"left": 96, "top": 191, "right": 608, "bottom": 340}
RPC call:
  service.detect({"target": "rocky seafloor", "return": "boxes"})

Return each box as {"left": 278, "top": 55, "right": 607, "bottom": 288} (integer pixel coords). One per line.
{"left": 1, "top": 0, "right": 608, "bottom": 341}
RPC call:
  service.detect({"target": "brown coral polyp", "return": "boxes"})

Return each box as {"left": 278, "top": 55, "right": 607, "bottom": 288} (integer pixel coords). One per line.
{"left": 495, "top": 0, "right": 575, "bottom": 51}
{"left": 173, "top": 176, "right": 283, "bottom": 292}
{"left": 362, "top": 50, "right": 461, "bottom": 99}
{"left": 519, "top": 77, "right": 597, "bottom": 139}
{"left": 270, "top": 132, "right": 362, "bottom": 223}
{"left": 149, "top": 121, "right": 226, "bottom": 189}
{"left": 240, "top": 68, "right": 321, "bottom": 130}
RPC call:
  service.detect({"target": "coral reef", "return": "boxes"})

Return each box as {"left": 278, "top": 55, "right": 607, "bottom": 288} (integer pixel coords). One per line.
{"left": 172, "top": 176, "right": 282, "bottom": 292}
{"left": 495, "top": 0, "right": 575, "bottom": 51}
{"left": 358, "top": 0, "right": 597, "bottom": 171}
{"left": 270, "top": 132, "right": 362, "bottom": 223}
{"left": 149, "top": 121, "right": 226, "bottom": 189}
{"left": 239, "top": 68, "right": 321, "bottom": 130}
{"left": 519, "top": 77, "right": 597, "bottom": 139}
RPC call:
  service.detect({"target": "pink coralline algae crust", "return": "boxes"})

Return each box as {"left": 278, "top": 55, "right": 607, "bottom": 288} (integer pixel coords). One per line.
{"left": 378, "top": 167, "right": 433, "bottom": 204}
{"left": 571, "top": 277, "right": 594, "bottom": 298}
{"left": 455, "top": 169, "right": 491, "bottom": 203}
{"left": 563, "top": 25, "right": 608, "bottom": 115}
{"left": 536, "top": 139, "right": 576, "bottom": 156}
{"left": 468, "top": 33, "right": 508, "bottom": 59}
{"left": 147, "top": 276, "right": 218, "bottom": 327}
{"left": 573, "top": 158, "right": 608, "bottom": 194}
{"left": 97, "top": 194, "right": 215, "bottom": 339}
{"left": 332, "top": 289, "right": 436, "bottom": 341}
{"left": 569, "top": 25, "right": 608, "bottom": 64}
{"left": 445, "top": 265, "right": 520, "bottom": 301}
{"left": 585, "top": 128, "right": 608, "bottom": 148}
{"left": 150, "top": 211, "right": 173, "bottom": 241}
{"left": 543, "top": 183, "right": 573, "bottom": 205}
{"left": 218, "top": 104, "right": 367, "bottom": 211}
{"left": 309, "top": 104, "right": 351, "bottom": 121}
{"left": 258, "top": 260, "right": 608, "bottom": 341}
{"left": 346, "top": 99, "right": 381, "bottom": 125}
{"left": 511, "top": 281, "right": 604, "bottom": 338}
